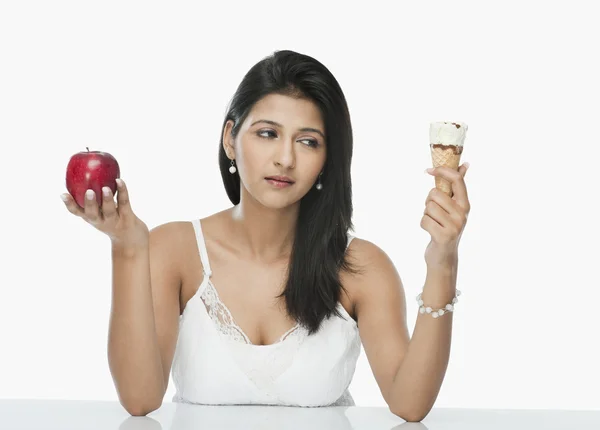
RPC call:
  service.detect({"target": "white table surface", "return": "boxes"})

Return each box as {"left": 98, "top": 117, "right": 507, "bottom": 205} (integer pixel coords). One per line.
{"left": 1, "top": 400, "right": 599, "bottom": 429}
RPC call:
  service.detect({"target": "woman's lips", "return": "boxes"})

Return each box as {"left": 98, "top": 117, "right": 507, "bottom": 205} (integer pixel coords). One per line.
{"left": 265, "top": 178, "right": 294, "bottom": 188}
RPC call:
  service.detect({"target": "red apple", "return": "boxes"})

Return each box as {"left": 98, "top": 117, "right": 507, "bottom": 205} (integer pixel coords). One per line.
{"left": 66, "top": 147, "right": 120, "bottom": 208}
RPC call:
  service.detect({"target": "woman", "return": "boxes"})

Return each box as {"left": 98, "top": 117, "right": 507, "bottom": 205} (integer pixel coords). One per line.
{"left": 61, "top": 50, "right": 471, "bottom": 422}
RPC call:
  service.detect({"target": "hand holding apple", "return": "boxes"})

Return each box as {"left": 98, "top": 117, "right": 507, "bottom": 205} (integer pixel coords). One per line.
{"left": 61, "top": 148, "right": 149, "bottom": 252}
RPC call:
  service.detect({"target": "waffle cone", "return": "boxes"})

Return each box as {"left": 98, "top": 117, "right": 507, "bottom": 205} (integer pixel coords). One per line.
{"left": 430, "top": 144, "right": 462, "bottom": 197}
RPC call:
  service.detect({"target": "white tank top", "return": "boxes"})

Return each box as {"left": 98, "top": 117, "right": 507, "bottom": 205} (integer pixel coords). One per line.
{"left": 171, "top": 219, "right": 362, "bottom": 407}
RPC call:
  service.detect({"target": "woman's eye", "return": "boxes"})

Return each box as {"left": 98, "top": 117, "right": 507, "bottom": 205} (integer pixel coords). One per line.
{"left": 257, "top": 130, "right": 318, "bottom": 147}
{"left": 258, "top": 130, "right": 276, "bottom": 138}
{"left": 301, "top": 139, "right": 319, "bottom": 148}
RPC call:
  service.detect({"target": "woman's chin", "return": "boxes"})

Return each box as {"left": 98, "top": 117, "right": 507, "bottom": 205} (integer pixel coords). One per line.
{"left": 256, "top": 194, "right": 301, "bottom": 211}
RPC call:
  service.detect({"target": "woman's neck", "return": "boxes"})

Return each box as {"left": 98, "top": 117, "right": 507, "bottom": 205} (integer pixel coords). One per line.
{"left": 228, "top": 194, "right": 299, "bottom": 263}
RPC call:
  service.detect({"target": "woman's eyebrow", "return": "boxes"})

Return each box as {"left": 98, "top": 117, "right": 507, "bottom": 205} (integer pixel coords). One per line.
{"left": 251, "top": 119, "right": 325, "bottom": 139}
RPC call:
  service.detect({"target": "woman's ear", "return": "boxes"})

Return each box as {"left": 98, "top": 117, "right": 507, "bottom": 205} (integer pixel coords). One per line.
{"left": 222, "top": 120, "right": 235, "bottom": 159}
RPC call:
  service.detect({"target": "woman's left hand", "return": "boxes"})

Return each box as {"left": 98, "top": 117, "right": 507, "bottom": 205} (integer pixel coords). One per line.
{"left": 421, "top": 163, "right": 471, "bottom": 268}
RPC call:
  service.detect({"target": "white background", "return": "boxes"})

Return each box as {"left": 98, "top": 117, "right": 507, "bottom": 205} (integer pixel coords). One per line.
{"left": 1, "top": 0, "right": 598, "bottom": 411}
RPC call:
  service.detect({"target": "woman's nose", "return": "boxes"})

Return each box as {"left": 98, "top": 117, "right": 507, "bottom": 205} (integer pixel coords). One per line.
{"left": 274, "top": 140, "right": 296, "bottom": 169}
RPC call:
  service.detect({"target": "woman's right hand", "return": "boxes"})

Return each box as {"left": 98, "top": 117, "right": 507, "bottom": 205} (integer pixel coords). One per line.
{"left": 61, "top": 178, "right": 150, "bottom": 252}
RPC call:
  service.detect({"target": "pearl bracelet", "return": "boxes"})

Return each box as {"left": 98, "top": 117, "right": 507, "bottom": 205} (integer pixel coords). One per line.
{"left": 417, "top": 289, "right": 461, "bottom": 318}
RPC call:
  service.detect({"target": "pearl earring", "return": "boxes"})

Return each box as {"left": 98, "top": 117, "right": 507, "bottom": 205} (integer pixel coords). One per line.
{"left": 316, "top": 172, "right": 323, "bottom": 190}
{"left": 229, "top": 159, "right": 237, "bottom": 174}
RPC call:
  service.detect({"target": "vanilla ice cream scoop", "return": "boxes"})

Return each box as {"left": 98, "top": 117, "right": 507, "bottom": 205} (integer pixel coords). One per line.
{"left": 429, "top": 121, "right": 468, "bottom": 147}
{"left": 429, "top": 121, "right": 468, "bottom": 197}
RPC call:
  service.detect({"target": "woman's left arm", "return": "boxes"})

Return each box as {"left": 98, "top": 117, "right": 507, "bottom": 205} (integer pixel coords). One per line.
{"left": 352, "top": 163, "right": 470, "bottom": 422}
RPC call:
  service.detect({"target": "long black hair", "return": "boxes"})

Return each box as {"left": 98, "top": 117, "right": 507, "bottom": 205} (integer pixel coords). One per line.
{"left": 218, "top": 50, "right": 361, "bottom": 335}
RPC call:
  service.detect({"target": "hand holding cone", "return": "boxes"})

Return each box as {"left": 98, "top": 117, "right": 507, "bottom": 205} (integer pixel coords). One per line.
{"left": 429, "top": 121, "right": 468, "bottom": 198}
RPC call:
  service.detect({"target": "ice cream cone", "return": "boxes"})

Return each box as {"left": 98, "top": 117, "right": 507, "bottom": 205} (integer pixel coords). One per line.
{"left": 429, "top": 122, "right": 468, "bottom": 198}
{"left": 430, "top": 144, "right": 463, "bottom": 196}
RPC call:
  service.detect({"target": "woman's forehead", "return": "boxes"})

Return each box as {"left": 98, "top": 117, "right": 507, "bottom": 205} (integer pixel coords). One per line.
{"left": 247, "top": 94, "right": 324, "bottom": 129}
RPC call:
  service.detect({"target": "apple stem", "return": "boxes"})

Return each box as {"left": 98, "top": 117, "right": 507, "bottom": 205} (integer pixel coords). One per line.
{"left": 86, "top": 147, "right": 89, "bottom": 152}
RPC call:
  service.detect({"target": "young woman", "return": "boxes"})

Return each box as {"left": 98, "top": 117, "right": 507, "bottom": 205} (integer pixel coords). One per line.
{"left": 61, "top": 50, "right": 471, "bottom": 422}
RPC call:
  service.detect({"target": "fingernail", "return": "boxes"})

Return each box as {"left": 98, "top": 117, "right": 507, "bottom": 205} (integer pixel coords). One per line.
{"left": 86, "top": 189, "right": 95, "bottom": 200}
{"left": 464, "top": 162, "right": 470, "bottom": 170}
{"left": 102, "top": 186, "right": 110, "bottom": 197}
{"left": 115, "top": 178, "right": 123, "bottom": 187}
{"left": 425, "top": 168, "right": 435, "bottom": 174}
{"left": 60, "top": 194, "right": 69, "bottom": 202}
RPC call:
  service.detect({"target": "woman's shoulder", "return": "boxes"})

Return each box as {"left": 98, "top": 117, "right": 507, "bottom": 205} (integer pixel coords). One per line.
{"left": 149, "top": 220, "right": 193, "bottom": 245}
{"left": 149, "top": 210, "right": 229, "bottom": 251}
{"left": 342, "top": 235, "right": 401, "bottom": 300}
{"left": 345, "top": 235, "right": 390, "bottom": 265}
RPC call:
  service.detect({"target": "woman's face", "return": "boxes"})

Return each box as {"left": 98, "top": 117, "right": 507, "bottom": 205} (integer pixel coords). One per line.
{"left": 223, "top": 93, "right": 327, "bottom": 210}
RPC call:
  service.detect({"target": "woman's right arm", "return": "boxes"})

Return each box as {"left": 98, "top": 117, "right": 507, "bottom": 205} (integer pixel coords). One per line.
{"left": 62, "top": 180, "right": 182, "bottom": 416}
{"left": 108, "top": 222, "right": 182, "bottom": 416}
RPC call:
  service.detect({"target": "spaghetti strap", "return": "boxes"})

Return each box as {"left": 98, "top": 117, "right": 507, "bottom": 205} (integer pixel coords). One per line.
{"left": 347, "top": 234, "right": 355, "bottom": 249}
{"left": 191, "top": 219, "right": 212, "bottom": 277}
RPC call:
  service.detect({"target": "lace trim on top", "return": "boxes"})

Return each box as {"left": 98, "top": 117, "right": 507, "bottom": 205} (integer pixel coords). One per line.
{"left": 199, "top": 279, "right": 302, "bottom": 346}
